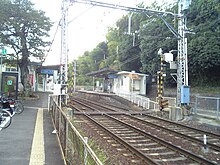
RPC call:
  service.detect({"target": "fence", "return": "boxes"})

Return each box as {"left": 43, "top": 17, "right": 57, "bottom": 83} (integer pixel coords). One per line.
{"left": 48, "top": 94, "right": 103, "bottom": 165}
{"left": 116, "top": 93, "right": 159, "bottom": 110}
{"left": 193, "top": 95, "right": 220, "bottom": 120}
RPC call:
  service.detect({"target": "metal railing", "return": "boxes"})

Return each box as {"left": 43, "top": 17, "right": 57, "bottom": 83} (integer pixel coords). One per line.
{"left": 117, "top": 93, "right": 159, "bottom": 110}
{"left": 116, "top": 93, "right": 177, "bottom": 111}
{"left": 48, "top": 94, "right": 103, "bottom": 165}
{"left": 193, "top": 95, "right": 220, "bottom": 120}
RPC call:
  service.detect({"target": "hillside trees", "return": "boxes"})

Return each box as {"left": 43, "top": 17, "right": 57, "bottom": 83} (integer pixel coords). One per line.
{"left": 75, "top": 42, "right": 108, "bottom": 86}
{"left": 0, "top": 0, "right": 52, "bottom": 95}
{"left": 90, "top": 42, "right": 108, "bottom": 70}
{"left": 75, "top": 0, "right": 220, "bottom": 87}
{"left": 186, "top": 0, "right": 220, "bottom": 85}
{"left": 106, "top": 13, "right": 144, "bottom": 71}
{"left": 76, "top": 51, "right": 93, "bottom": 86}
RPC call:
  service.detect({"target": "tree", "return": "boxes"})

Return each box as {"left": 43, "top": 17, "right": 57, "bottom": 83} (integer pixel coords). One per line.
{"left": 139, "top": 2, "right": 177, "bottom": 81}
{"left": 75, "top": 51, "right": 94, "bottom": 86}
{"left": 114, "top": 14, "right": 142, "bottom": 71}
{"left": 0, "top": 0, "right": 52, "bottom": 96}
{"left": 186, "top": 0, "right": 220, "bottom": 85}
{"left": 90, "top": 42, "right": 108, "bottom": 70}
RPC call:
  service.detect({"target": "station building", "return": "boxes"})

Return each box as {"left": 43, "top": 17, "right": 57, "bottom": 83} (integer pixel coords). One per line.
{"left": 87, "top": 68, "right": 149, "bottom": 96}
{"left": 112, "top": 71, "right": 148, "bottom": 95}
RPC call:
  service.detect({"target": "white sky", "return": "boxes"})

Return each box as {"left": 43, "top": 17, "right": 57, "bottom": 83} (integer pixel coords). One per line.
{"left": 30, "top": 0, "right": 176, "bottom": 65}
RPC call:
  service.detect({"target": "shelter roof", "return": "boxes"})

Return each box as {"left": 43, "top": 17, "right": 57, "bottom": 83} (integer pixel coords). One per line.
{"left": 86, "top": 68, "right": 118, "bottom": 78}
{"left": 117, "top": 71, "right": 149, "bottom": 77}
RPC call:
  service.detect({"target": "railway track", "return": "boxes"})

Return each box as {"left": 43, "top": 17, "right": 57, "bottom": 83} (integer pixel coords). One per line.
{"left": 68, "top": 97, "right": 118, "bottom": 112}
{"left": 68, "top": 95, "right": 220, "bottom": 164}
{"left": 74, "top": 113, "right": 217, "bottom": 164}
{"left": 113, "top": 114, "right": 220, "bottom": 163}
{"left": 135, "top": 114, "right": 220, "bottom": 151}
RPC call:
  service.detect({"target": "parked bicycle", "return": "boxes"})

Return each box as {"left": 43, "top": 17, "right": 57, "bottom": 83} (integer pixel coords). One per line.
{"left": 0, "top": 93, "right": 24, "bottom": 116}
{"left": 0, "top": 109, "right": 12, "bottom": 129}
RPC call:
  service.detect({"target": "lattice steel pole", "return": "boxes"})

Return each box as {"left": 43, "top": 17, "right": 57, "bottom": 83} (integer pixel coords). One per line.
{"left": 60, "top": 0, "right": 69, "bottom": 93}
{"left": 177, "top": 1, "right": 189, "bottom": 106}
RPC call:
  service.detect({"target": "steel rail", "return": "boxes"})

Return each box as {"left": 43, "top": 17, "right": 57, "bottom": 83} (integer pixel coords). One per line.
{"left": 71, "top": 95, "right": 142, "bottom": 112}
{"left": 144, "top": 114, "right": 220, "bottom": 139}
{"left": 119, "top": 114, "right": 220, "bottom": 152}
{"left": 71, "top": 97, "right": 118, "bottom": 112}
{"left": 85, "top": 96, "right": 220, "bottom": 138}
{"left": 83, "top": 113, "right": 159, "bottom": 165}
{"left": 71, "top": 97, "right": 220, "bottom": 152}
{"left": 104, "top": 114, "right": 218, "bottom": 165}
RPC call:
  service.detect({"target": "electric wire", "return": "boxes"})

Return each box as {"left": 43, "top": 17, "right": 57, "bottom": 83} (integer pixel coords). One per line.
{"left": 117, "top": 42, "right": 141, "bottom": 66}
{"left": 68, "top": 5, "right": 94, "bottom": 24}
{"left": 158, "top": 15, "right": 181, "bottom": 39}
{"left": 71, "top": 0, "right": 176, "bottom": 16}
{"left": 42, "top": 19, "right": 61, "bottom": 63}
{"left": 43, "top": 5, "right": 94, "bottom": 64}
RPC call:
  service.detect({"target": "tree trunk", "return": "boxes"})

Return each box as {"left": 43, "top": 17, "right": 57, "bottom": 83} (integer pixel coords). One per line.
{"left": 19, "top": 27, "right": 32, "bottom": 97}
{"left": 19, "top": 59, "right": 31, "bottom": 97}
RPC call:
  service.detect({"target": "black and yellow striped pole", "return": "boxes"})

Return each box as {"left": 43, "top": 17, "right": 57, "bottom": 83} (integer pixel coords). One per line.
{"left": 67, "top": 62, "right": 75, "bottom": 97}
{"left": 158, "top": 53, "right": 164, "bottom": 110}
{"left": 157, "top": 48, "right": 168, "bottom": 110}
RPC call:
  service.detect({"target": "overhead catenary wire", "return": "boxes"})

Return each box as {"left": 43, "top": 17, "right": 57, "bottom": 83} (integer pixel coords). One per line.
{"left": 68, "top": 5, "right": 94, "bottom": 24}
{"left": 43, "top": 5, "right": 94, "bottom": 64}
{"left": 70, "top": 0, "right": 176, "bottom": 16}
{"left": 117, "top": 42, "right": 141, "bottom": 66}
{"left": 42, "top": 19, "right": 61, "bottom": 63}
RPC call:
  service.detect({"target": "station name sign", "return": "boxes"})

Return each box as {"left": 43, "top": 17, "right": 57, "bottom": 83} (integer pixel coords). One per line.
{"left": 41, "top": 69, "right": 54, "bottom": 75}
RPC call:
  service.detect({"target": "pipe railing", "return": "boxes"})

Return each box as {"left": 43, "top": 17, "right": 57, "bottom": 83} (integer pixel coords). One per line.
{"left": 48, "top": 94, "right": 103, "bottom": 165}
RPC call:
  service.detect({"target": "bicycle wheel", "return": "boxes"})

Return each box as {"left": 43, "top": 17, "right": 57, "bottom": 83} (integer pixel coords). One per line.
{"left": 15, "top": 100, "right": 24, "bottom": 114}
{"left": 0, "top": 110, "right": 12, "bottom": 129}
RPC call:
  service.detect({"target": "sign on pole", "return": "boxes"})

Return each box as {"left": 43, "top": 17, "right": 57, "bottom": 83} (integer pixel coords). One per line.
{"left": 1, "top": 48, "right": 7, "bottom": 55}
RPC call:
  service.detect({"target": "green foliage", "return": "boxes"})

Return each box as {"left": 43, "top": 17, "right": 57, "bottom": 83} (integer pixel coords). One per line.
{"left": 0, "top": 0, "right": 52, "bottom": 60}
{"left": 75, "top": 42, "right": 108, "bottom": 86}
{"left": 186, "top": 0, "right": 220, "bottom": 85}
{"left": 0, "top": 0, "right": 53, "bottom": 94}
{"left": 74, "top": 0, "right": 220, "bottom": 87}
{"left": 113, "top": 14, "right": 143, "bottom": 71}
{"left": 90, "top": 42, "right": 108, "bottom": 70}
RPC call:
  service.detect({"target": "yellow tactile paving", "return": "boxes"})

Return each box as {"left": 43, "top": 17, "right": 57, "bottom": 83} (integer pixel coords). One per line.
{"left": 29, "top": 108, "right": 45, "bottom": 165}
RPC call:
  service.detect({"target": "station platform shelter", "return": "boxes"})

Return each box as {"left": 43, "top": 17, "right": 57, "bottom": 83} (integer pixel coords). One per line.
{"left": 87, "top": 68, "right": 149, "bottom": 96}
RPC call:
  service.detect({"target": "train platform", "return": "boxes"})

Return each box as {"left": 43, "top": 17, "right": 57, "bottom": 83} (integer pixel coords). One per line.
{"left": 0, "top": 92, "right": 65, "bottom": 165}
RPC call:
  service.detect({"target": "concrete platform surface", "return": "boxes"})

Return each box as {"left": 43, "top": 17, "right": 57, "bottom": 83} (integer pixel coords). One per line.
{"left": 0, "top": 92, "right": 65, "bottom": 165}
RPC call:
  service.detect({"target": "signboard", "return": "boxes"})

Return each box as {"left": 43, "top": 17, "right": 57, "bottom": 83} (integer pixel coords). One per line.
{"left": 41, "top": 69, "right": 54, "bottom": 75}
{"left": 129, "top": 73, "right": 140, "bottom": 80}
{"left": 7, "top": 80, "right": 12, "bottom": 85}
{"left": 1, "top": 48, "right": 7, "bottom": 55}
{"left": 108, "top": 74, "right": 118, "bottom": 79}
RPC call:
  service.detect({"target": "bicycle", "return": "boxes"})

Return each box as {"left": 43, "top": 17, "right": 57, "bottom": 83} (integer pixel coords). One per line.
{"left": 0, "top": 93, "right": 24, "bottom": 116}
{"left": 14, "top": 99, "right": 24, "bottom": 114}
{"left": 0, "top": 109, "right": 12, "bottom": 129}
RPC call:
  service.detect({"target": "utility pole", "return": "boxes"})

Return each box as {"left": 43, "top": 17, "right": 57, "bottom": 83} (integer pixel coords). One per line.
{"left": 176, "top": 0, "right": 191, "bottom": 106}
{"left": 60, "top": 0, "right": 69, "bottom": 94}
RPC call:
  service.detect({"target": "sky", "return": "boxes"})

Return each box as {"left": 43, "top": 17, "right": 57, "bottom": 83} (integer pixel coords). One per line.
{"left": 30, "top": 0, "right": 176, "bottom": 65}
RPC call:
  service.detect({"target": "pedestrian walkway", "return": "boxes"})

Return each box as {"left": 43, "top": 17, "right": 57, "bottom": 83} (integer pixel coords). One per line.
{"left": 0, "top": 92, "right": 65, "bottom": 165}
